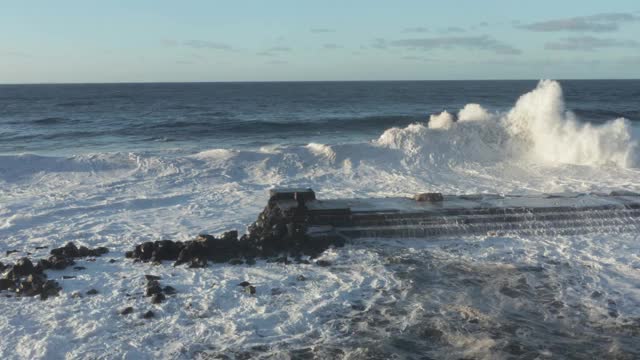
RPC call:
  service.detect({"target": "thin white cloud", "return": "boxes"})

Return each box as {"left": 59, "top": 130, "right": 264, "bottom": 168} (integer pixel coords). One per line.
{"left": 403, "top": 27, "right": 430, "bottom": 33}
{"left": 162, "top": 39, "right": 233, "bottom": 51}
{"left": 383, "top": 35, "right": 521, "bottom": 55}
{"left": 310, "top": 28, "right": 335, "bottom": 33}
{"left": 545, "top": 36, "right": 640, "bottom": 51}
{"left": 519, "top": 12, "right": 640, "bottom": 32}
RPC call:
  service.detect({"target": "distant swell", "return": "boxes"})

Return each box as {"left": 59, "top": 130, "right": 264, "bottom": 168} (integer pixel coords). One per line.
{"left": 135, "top": 115, "right": 420, "bottom": 134}
{"left": 56, "top": 101, "right": 95, "bottom": 107}
{"left": 31, "top": 117, "right": 70, "bottom": 125}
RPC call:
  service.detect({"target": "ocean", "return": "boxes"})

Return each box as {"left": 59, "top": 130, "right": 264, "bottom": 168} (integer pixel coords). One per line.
{"left": 1, "top": 80, "right": 640, "bottom": 359}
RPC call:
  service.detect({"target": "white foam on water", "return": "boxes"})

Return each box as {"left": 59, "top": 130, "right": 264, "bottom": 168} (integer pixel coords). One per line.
{"left": 1, "top": 80, "right": 640, "bottom": 358}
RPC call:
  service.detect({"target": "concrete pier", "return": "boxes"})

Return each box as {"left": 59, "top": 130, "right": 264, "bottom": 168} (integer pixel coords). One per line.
{"left": 267, "top": 189, "right": 640, "bottom": 240}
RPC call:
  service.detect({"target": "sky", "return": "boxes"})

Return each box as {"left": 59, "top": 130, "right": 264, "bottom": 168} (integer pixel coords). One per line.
{"left": 1, "top": 0, "right": 639, "bottom": 83}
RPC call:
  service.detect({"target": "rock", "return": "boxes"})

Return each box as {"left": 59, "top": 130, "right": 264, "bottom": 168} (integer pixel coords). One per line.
{"left": 238, "top": 281, "right": 251, "bottom": 287}
{"left": 35, "top": 246, "right": 48, "bottom": 250}
{"left": 139, "top": 242, "right": 155, "bottom": 261}
{"left": 591, "top": 291, "right": 603, "bottom": 299}
{"left": 188, "top": 257, "right": 207, "bottom": 268}
{"left": 51, "top": 242, "right": 79, "bottom": 258}
{"left": 0, "top": 261, "right": 5, "bottom": 272}
{"left": 50, "top": 242, "right": 109, "bottom": 259}
{"left": 62, "top": 275, "right": 76, "bottom": 280}
{"left": 220, "top": 230, "right": 238, "bottom": 242}
{"left": 120, "top": 307, "right": 134, "bottom": 315}
{"left": 146, "top": 284, "right": 162, "bottom": 297}
{"left": 40, "top": 280, "right": 61, "bottom": 300}
{"left": 315, "top": 260, "right": 331, "bottom": 267}
{"left": 142, "top": 310, "right": 155, "bottom": 319}
{"left": 296, "top": 275, "right": 307, "bottom": 281}
{"left": 5, "top": 250, "right": 18, "bottom": 256}
{"left": 145, "top": 275, "right": 161, "bottom": 281}
{"left": 93, "top": 247, "right": 109, "bottom": 256}
{"left": 413, "top": 193, "right": 444, "bottom": 202}
{"left": 108, "top": 259, "right": 117, "bottom": 263}
{"left": 73, "top": 266, "right": 86, "bottom": 271}
{"left": 163, "top": 286, "right": 177, "bottom": 295}
{"left": 47, "top": 255, "right": 75, "bottom": 270}
{"left": 228, "top": 258, "right": 244, "bottom": 265}
{"left": 245, "top": 285, "right": 256, "bottom": 295}
{"left": 71, "top": 291, "right": 82, "bottom": 299}
{"left": 86, "top": 289, "right": 99, "bottom": 295}
{"left": 13, "top": 258, "right": 36, "bottom": 277}
{"left": 78, "top": 246, "right": 91, "bottom": 257}
{"left": 0, "top": 278, "right": 15, "bottom": 291}
{"left": 151, "top": 293, "right": 166, "bottom": 304}
{"left": 245, "top": 258, "right": 256, "bottom": 265}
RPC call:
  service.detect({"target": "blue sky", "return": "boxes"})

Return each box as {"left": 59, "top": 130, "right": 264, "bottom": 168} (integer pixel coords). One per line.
{"left": 1, "top": 0, "right": 639, "bottom": 83}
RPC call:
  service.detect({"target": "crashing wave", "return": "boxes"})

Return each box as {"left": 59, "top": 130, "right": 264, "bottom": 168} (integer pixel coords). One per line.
{"left": 377, "top": 80, "right": 638, "bottom": 168}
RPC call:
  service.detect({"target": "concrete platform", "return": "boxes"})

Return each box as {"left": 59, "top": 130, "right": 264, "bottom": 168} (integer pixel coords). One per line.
{"left": 267, "top": 188, "right": 640, "bottom": 240}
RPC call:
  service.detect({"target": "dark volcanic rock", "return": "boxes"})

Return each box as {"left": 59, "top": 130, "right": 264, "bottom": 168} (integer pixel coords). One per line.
{"left": 151, "top": 293, "right": 166, "bottom": 304}
{"left": 126, "top": 190, "right": 346, "bottom": 266}
{"left": 5, "top": 250, "right": 18, "bottom": 256}
{"left": 163, "top": 286, "right": 176, "bottom": 295}
{"left": 73, "top": 266, "right": 86, "bottom": 271}
{"left": 143, "top": 310, "right": 155, "bottom": 319}
{"left": 86, "top": 289, "right": 99, "bottom": 295}
{"left": 40, "top": 280, "right": 61, "bottom": 300}
{"left": 315, "top": 260, "right": 331, "bottom": 267}
{"left": 120, "top": 307, "right": 134, "bottom": 315}
{"left": 146, "top": 284, "right": 163, "bottom": 297}
{"left": 238, "top": 281, "right": 251, "bottom": 287}
{"left": 144, "top": 275, "right": 161, "bottom": 281}
{"left": 14, "top": 258, "right": 35, "bottom": 277}
{"left": 0, "top": 242, "right": 109, "bottom": 300}
{"left": 0, "top": 278, "right": 14, "bottom": 291}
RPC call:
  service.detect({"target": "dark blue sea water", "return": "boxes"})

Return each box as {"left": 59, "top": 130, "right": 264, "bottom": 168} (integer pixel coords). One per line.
{"left": 1, "top": 80, "right": 638, "bottom": 155}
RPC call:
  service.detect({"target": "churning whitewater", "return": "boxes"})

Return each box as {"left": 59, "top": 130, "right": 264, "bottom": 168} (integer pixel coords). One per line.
{"left": 1, "top": 80, "right": 640, "bottom": 359}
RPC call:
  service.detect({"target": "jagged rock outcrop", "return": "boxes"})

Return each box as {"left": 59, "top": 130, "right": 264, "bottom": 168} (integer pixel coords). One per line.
{"left": 0, "top": 242, "right": 109, "bottom": 300}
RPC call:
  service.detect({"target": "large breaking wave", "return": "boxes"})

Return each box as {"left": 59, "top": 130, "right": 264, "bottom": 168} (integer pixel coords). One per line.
{"left": 378, "top": 80, "right": 638, "bottom": 168}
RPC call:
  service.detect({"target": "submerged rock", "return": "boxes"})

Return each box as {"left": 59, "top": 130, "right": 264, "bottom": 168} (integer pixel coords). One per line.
{"left": 143, "top": 310, "right": 155, "bottom": 319}
{"left": 120, "top": 307, "right": 134, "bottom": 315}
{"left": 86, "top": 289, "right": 99, "bottom": 295}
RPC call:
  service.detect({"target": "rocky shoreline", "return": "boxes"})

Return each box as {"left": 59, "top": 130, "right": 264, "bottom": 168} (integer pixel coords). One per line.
{"left": 0, "top": 242, "right": 109, "bottom": 300}
{"left": 1, "top": 194, "right": 345, "bottom": 302}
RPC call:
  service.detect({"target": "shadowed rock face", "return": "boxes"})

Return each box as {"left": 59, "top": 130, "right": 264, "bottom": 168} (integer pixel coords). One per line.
{"left": 0, "top": 242, "right": 109, "bottom": 300}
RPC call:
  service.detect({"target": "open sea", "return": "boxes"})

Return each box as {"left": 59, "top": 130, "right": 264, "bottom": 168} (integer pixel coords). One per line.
{"left": 1, "top": 80, "right": 640, "bottom": 359}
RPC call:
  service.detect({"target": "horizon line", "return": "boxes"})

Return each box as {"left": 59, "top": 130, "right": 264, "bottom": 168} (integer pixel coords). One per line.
{"left": 1, "top": 78, "right": 639, "bottom": 86}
